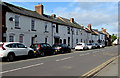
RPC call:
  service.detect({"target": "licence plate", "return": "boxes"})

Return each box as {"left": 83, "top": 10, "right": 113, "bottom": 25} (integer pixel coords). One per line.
{"left": 34, "top": 51, "right": 36, "bottom": 53}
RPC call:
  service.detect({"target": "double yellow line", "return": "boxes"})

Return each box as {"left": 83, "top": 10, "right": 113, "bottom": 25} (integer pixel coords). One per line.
{"left": 80, "top": 55, "right": 120, "bottom": 78}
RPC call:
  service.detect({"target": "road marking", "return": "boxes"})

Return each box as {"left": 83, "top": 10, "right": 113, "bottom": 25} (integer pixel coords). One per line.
{"left": 79, "top": 54, "right": 85, "bottom": 56}
{"left": 2, "top": 52, "right": 79, "bottom": 65}
{"left": 1, "top": 63, "right": 44, "bottom": 74}
{"left": 2, "top": 46, "right": 115, "bottom": 65}
{"left": 56, "top": 57, "right": 73, "bottom": 62}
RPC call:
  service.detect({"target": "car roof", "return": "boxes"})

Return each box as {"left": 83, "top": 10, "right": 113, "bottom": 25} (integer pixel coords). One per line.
{"left": 0, "top": 42, "right": 20, "bottom": 44}
{"left": 77, "top": 42, "right": 85, "bottom": 44}
{"left": 32, "top": 43, "right": 48, "bottom": 45}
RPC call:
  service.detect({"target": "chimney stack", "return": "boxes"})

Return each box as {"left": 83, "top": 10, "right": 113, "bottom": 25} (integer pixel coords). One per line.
{"left": 82, "top": 26, "right": 84, "bottom": 28}
{"left": 102, "top": 28, "right": 106, "bottom": 32}
{"left": 70, "top": 18, "right": 74, "bottom": 23}
{"left": 88, "top": 24, "right": 92, "bottom": 30}
{"left": 35, "top": 4, "right": 44, "bottom": 15}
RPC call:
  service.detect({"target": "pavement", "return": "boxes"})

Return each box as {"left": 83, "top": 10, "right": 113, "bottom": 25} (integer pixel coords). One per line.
{"left": 95, "top": 55, "right": 119, "bottom": 77}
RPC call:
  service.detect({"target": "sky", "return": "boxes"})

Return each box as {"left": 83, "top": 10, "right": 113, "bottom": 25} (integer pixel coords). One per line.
{"left": 3, "top": 1, "right": 118, "bottom": 35}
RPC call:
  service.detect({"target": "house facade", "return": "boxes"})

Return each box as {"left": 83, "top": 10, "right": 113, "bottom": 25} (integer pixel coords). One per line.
{"left": 1, "top": 2, "right": 110, "bottom": 48}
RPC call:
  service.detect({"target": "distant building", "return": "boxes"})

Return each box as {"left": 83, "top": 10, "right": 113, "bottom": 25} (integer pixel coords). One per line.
{"left": 101, "top": 28, "right": 112, "bottom": 46}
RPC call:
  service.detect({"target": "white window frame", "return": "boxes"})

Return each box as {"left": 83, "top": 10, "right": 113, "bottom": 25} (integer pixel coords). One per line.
{"left": 15, "top": 15, "right": 20, "bottom": 28}
{"left": 19, "top": 34, "right": 24, "bottom": 43}
{"left": 31, "top": 19, "right": 35, "bottom": 31}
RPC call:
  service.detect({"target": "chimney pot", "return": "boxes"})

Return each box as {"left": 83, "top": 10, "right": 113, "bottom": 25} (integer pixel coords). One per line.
{"left": 51, "top": 14, "right": 56, "bottom": 18}
{"left": 102, "top": 28, "right": 106, "bottom": 32}
{"left": 35, "top": 4, "right": 44, "bottom": 15}
{"left": 102, "top": 28, "right": 104, "bottom": 30}
{"left": 88, "top": 24, "right": 92, "bottom": 30}
{"left": 82, "top": 26, "right": 84, "bottom": 28}
{"left": 70, "top": 18, "right": 74, "bottom": 23}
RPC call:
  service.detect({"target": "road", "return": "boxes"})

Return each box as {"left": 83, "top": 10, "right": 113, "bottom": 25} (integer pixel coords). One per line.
{"left": 0, "top": 46, "right": 119, "bottom": 78}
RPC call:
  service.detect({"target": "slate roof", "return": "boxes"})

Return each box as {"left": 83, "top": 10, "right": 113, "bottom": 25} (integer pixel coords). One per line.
{"left": 93, "top": 29, "right": 106, "bottom": 35}
{"left": 58, "top": 17, "right": 82, "bottom": 29}
{"left": 2, "top": 2, "right": 82, "bottom": 29}
{"left": 85, "top": 28, "right": 98, "bottom": 35}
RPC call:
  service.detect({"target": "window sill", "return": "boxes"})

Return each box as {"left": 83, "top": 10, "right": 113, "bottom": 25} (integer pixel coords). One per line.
{"left": 44, "top": 31, "right": 49, "bottom": 33}
{"left": 31, "top": 29, "right": 36, "bottom": 31}
{"left": 15, "top": 27, "right": 21, "bottom": 29}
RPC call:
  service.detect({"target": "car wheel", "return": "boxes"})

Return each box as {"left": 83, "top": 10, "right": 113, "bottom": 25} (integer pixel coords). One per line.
{"left": 61, "top": 50, "right": 64, "bottom": 54}
{"left": 68, "top": 50, "right": 71, "bottom": 53}
{"left": 28, "top": 51, "right": 34, "bottom": 58}
{"left": 40, "top": 52, "right": 45, "bottom": 57}
{"left": 83, "top": 48, "right": 85, "bottom": 50}
{"left": 7, "top": 53, "right": 15, "bottom": 62}
{"left": 53, "top": 51, "right": 56, "bottom": 55}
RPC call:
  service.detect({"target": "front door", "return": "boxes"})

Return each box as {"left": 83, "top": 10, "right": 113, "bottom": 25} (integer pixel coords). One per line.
{"left": 54, "top": 38, "right": 60, "bottom": 44}
{"left": 31, "top": 37, "right": 35, "bottom": 45}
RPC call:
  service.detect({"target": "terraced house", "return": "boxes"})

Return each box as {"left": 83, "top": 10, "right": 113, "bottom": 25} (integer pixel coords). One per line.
{"left": 0, "top": 2, "right": 110, "bottom": 48}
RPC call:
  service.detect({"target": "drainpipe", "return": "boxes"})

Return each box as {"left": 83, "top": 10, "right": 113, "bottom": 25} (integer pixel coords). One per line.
{"left": 51, "top": 23, "right": 54, "bottom": 45}
{"left": 71, "top": 28, "right": 73, "bottom": 48}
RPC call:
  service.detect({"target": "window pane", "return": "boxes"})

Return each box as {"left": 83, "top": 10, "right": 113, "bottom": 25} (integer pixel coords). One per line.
{"left": 56, "top": 24, "right": 58, "bottom": 33}
{"left": 17, "top": 44, "right": 25, "bottom": 48}
{"left": 15, "top": 15, "right": 19, "bottom": 27}
{"left": 9, "top": 36, "right": 14, "bottom": 42}
{"left": 31, "top": 19, "right": 35, "bottom": 30}
{"left": 19, "top": 35, "right": 23, "bottom": 43}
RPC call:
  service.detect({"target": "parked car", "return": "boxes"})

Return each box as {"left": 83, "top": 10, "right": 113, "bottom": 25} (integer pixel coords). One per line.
{"left": 91, "top": 43, "right": 100, "bottom": 49}
{"left": 75, "top": 43, "right": 88, "bottom": 51}
{"left": 99, "top": 43, "right": 105, "bottom": 48}
{"left": 0, "top": 42, "right": 34, "bottom": 62}
{"left": 86, "top": 43, "right": 93, "bottom": 49}
{"left": 30, "top": 43, "right": 54, "bottom": 56}
{"left": 52, "top": 44, "right": 71, "bottom": 54}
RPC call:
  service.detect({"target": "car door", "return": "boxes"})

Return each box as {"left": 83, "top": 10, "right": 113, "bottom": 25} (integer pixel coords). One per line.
{"left": 9, "top": 43, "right": 21, "bottom": 56}
{"left": 62, "top": 44, "right": 66, "bottom": 52}
{"left": 41, "top": 43, "right": 47, "bottom": 53}
{"left": 17, "top": 43, "right": 28, "bottom": 55}
{"left": 65, "top": 44, "right": 69, "bottom": 52}
{"left": 46, "top": 43, "right": 52, "bottom": 54}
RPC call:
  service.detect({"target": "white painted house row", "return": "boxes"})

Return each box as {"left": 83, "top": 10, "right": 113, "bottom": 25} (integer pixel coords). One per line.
{"left": 1, "top": 2, "right": 105, "bottom": 48}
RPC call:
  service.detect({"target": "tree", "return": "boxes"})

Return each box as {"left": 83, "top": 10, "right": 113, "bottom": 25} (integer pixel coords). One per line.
{"left": 111, "top": 34, "right": 117, "bottom": 42}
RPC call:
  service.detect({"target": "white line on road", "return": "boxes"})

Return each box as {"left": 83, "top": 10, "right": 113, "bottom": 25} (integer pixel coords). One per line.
{"left": 79, "top": 52, "right": 91, "bottom": 56}
{"left": 56, "top": 57, "right": 73, "bottom": 62}
{"left": 80, "top": 54, "right": 85, "bottom": 56}
{"left": 1, "top": 63, "right": 44, "bottom": 74}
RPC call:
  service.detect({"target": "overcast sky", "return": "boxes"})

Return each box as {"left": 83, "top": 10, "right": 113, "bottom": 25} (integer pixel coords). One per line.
{"left": 3, "top": 1, "right": 118, "bottom": 35}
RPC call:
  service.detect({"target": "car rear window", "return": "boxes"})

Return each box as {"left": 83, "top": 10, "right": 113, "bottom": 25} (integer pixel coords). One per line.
{"left": 87, "top": 44, "right": 92, "bottom": 45}
{"left": 30, "top": 44, "right": 39, "bottom": 48}
{"left": 52, "top": 44, "right": 61, "bottom": 47}
{"left": 77, "top": 44, "right": 82, "bottom": 45}
{"left": 6, "top": 44, "right": 13, "bottom": 48}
